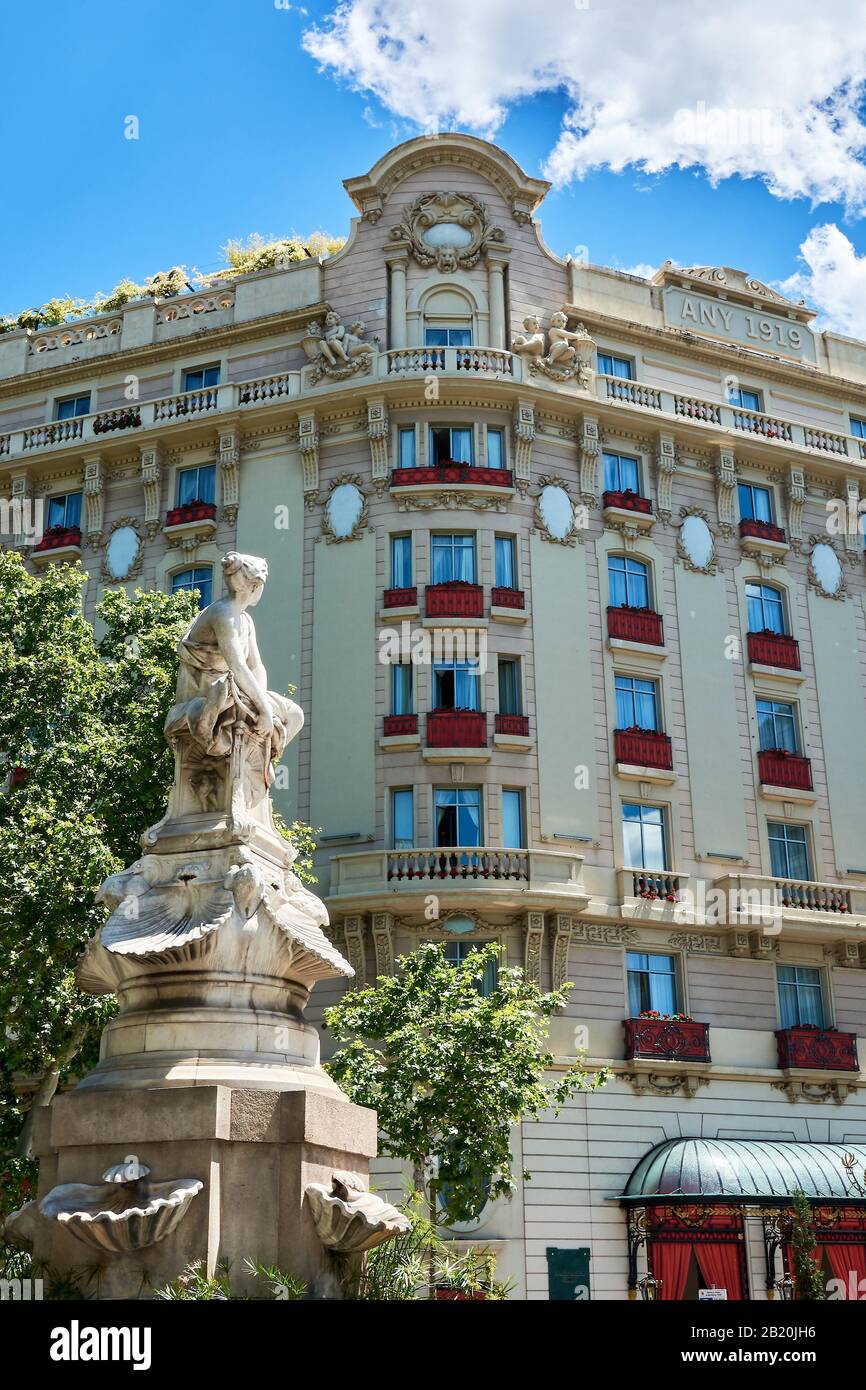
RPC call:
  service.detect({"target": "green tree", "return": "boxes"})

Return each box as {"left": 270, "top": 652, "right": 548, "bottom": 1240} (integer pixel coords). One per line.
{"left": 0, "top": 552, "right": 315, "bottom": 1161}
{"left": 324, "top": 940, "right": 610, "bottom": 1227}
{"left": 790, "top": 1188, "right": 826, "bottom": 1300}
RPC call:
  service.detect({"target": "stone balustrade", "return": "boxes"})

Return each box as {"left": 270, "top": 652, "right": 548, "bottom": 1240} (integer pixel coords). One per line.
{"left": 325, "top": 844, "right": 587, "bottom": 906}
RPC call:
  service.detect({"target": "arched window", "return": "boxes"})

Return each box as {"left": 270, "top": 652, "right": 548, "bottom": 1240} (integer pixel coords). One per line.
{"left": 745, "top": 581, "right": 786, "bottom": 634}
{"left": 171, "top": 565, "right": 213, "bottom": 610}
{"left": 608, "top": 554, "right": 650, "bottom": 609}
{"left": 421, "top": 286, "right": 475, "bottom": 348}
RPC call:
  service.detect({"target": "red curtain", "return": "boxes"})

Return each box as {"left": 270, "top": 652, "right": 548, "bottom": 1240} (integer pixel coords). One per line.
{"left": 824, "top": 1244, "right": 866, "bottom": 1298}
{"left": 694, "top": 1242, "right": 744, "bottom": 1300}
{"left": 652, "top": 1241, "right": 692, "bottom": 1300}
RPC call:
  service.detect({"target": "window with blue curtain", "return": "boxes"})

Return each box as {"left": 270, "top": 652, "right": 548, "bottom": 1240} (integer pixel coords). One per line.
{"left": 431, "top": 533, "right": 476, "bottom": 583}
{"left": 435, "top": 787, "right": 482, "bottom": 847}
{"left": 615, "top": 675, "right": 659, "bottom": 730}
{"left": 498, "top": 658, "right": 521, "bottom": 715}
{"left": 392, "top": 664, "right": 413, "bottom": 715}
{"left": 47, "top": 492, "right": 82, "bottom": 530}
{"left": 728, "top": 385, "right": 762, "bottom": 411}
{"left": 430, "top": 426, "right": 473, "bottom": 465}
{"left": 501, "top": 789, "right": 524, "bottom": 847}
{"left": 425, "top": 326, "right": 472, "bottom": 347}
{"left": 433, "top": 659, "right": 480, "bottom": 710}
{"left": 171, "top": 566, "right": 213, "bottom": 610}
{"left": 487, "top": 428, "right": 505, "bottom": 469}
{"left": 391, "top": 789, "right": 414, "bottom": 849}
{"left": 55, "top": 394, "right": 91, "bottom": 420}
{"left": 622, "top": 803, "right": 667, "bottom": 870}
{"left": 443, "top": 939, "right": 497, "bottom": 996}
{"left": 768, "top": 822, "right": 810, "bottom": 880}
{"left": 176, "top": 464, "right": 216, "bottom": 506}
{"left": 397, "top": 428, "right": 416, "bottom": 468}
{"left": 608, "top": 555, "right": 650, "bottom": 608}
{"left": 777, "top": 965, "right": 825, "bottom": 1028}
{"left": 746, "top": 581, "right": 786, "bottom": 634}
{"left": 494, "top": 535, "right": 516, "bottom": 588}
{"left": 597, "top": 353, "right": 633, "bottom": 379}
{"left": 738, "top": 482, "right": 774, "bottom": 523}
{"left": 603, "top": 451, "right": 641, "bottom": 493}
{"left": 852, "top": 417, "right": 866, "bottom": 439}
{"left": 627, "top": 951, "right": 678, "bottom": 1015}
{"left": 183, "top": 364, "right": 220, "bottom": 391}
{"left": 390, "top": 535, "right": 412, "bottom": 588}
{"left": 756, "top": 698, "right": 797, "bottom": 752}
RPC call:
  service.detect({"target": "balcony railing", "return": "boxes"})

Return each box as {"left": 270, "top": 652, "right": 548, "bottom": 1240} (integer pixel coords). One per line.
{"left": 93, "top": 407, "right": 141, "bottom": 435}
{"left": 757, "top": 749, "right": 813, "bottom": 790}
{"left": 746, "top": 630, "right": 801, "bottom": 670}
{"left": 602, "top": 489, "right": 652, "bottom": 514}
{"left": 776, "top": 878, "right": 851, "bottom": 913}
{"left": 603, "top": 377, "right": 662, "bottom": 409}
{"left": 495, "top": 713, "right": 529, "bottom": 737}
{"left": 23, "top": 418, "right": 83, "bottom": 451}
{"left": 153, "top": 387, "right": 219, "bottom": 421}
{"left": 33, "top": 525, "right": 82, "bottom": 553}
{"left": 628, "top": 870, "right": 681, "bottom": 902}
{"left": 607, "top": 605, "right": 664, "bottom": 646}
{"left": 426, "top": 710, "right": 486, "bottom": 747}
{"left": 383, "top": 586, "right": 417, "bottom": 609}
{"left": 385, "top": 346, "right": 514, "bottom": 377}
{"left": 391, "top": 463, "right": 513, "bottom": 488}
{"left": 490, "top": 586, "right": 525, "bottom": 610}
{"left": 739, "top": 517, "right": 787, "bottom": 544}
{"left": 713, "top": 872, "right": 862, "bottom": 923}
{"left": 383, "top": 713, "right": 418, "bottom": 737}
{"left": 775, "top": 1026, "right": 859, "bottom": 1072}
{"left": 731, "top": 408, "right": 793, "bottom": 442}
{"left": 614, "top": 728, "right": 673, "bottom": 770}
{"left": 624, "top": 1017, "right": 711, "bottom": 1062}
{"left": 425, "top": 582, "right": 484, "bottom": 619}
{"left": 325, "top": 844, "right": 587, "bottom": 904}
{"left": 388, "top": 847, "right": 528, "bottom": 882}
{"left": 165, "top": 501, "right": 217, "bottom": 527}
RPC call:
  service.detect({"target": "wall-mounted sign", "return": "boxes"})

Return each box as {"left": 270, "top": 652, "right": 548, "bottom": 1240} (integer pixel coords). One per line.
{"left": 698, "top": 1287, "right": 728, "bottom": 1300}
{"left": 546, "top": 1246, "right": 590, "bottom": 1300}
{"left": 663, "top": 287, "right": 816, "bottom": 365}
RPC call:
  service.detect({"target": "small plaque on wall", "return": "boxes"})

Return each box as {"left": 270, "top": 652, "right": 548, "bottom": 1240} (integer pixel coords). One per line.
{"left": 546, "top": 1246, "right": 590, "bottom": 1300}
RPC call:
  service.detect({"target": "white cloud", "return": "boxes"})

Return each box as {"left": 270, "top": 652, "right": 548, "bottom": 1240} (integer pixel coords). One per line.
{"left": 302, "top": 0, "right": 866, "bottom": 212}
{"left": 780, "top": 225, "right": 866, "bottom": 338}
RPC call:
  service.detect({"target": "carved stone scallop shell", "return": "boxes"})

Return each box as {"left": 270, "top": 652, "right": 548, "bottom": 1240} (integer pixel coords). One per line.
{"left": 305, "top": 1174, "right": 410, "bottom": 1254}
{"left": 38, "top": 1162, "right": 203, "bottom": 1254}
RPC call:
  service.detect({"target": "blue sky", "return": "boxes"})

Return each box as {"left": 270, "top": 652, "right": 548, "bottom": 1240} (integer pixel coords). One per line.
{"left": 2, "top": 0, "right": 864, "bottom": 333}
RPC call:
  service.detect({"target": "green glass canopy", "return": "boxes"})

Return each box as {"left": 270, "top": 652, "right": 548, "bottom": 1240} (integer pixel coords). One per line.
{"left": 621, "top": 1138, "right": 866, "bottom": 1203}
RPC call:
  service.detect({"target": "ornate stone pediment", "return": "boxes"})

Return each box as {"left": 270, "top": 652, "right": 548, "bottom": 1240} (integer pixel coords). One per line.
{"left": 389, "top": 191, "right": 505, "bottom": 272}
{"left": 652, "top": 262, "right": 814, "bottom": 317}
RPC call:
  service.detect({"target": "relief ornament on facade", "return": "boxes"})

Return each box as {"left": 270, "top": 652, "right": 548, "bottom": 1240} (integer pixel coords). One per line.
{"left": 389, "top": 190, "right": 505, "bottom": 272}
{"left": 511, "top": 312, "right": 595, "bottom": 386}
{"left": 302, "top": 311, "right": 374, "bottom": 385}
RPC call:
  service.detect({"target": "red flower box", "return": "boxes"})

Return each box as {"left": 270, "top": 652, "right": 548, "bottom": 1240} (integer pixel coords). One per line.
{"left": 740, "top": 518, "right": 787, "bottom": 544}
{"left": 34, "top": 525, "right": 81, "bottom": 552}
{"left": 602, "top": 489, "right": 652, "bottom": 514}
{"left": 434, "top": 1290, "right": 488, "bottom": 1300}
{"left": 625, "top": 1017, "right": 711, "bottom": 1062}
{"left": 383, "top": 586, "right": 417, "bottom": 609}
{"left": 758, "top": 749, "right": 813, "bottom": 791}
{"left": 165, "top": 501, "right": 217, "bottom": 526}
{"left": 747, "top": 630, "right": 800, "bottom": 671}
{"left": 391, "top": 464, "right": 512, "bottom": 489}
{"left": 383, "top": 713, "right": 418, "bottom": 737}
{"left": 607, "top": 605, "right": 664, "bottom": 647}
{"left": 427, "top": 709, "right": 486, "bottom": 747}
{"left": 425, "top": 582, "right": 484, "bottom": 619}
{"left": 614, "top": 728, "right": 673, "bottom": 770}
{"left": 775, "top": 1026, "right": 858, "bottom": 1072}
{"left": 93, "top": 408, "right": 141, "bottom": 434}
{"left": 495, "top": 713, "right": 529, "bottom": 737}
{"left": 491, "top": 586, "right": 525, "bottom": 610}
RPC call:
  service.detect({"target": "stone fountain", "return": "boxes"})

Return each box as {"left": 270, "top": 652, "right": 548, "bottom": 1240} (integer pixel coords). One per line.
{"left": 6, "top": 552, "right": 406, "bottom": 1298}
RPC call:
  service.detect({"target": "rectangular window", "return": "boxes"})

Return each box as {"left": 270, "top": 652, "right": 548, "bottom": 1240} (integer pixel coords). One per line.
{"left": 391, "top": 788, "right": 414, "bottom": 850}
{"left": 738, "top": 482, "right": 774, "bottom": 523}
{"left": 425, "top": 326, "right": 472, "bottom": 347}
{"left": 443, "top": 939, "right": 497, "bottom": 996}
{"left": 433, "top": 659, "right": 481, "bottom": 711}
{"left": 390, "top": 534, "right": 412, "bottom": 588}
{"left": 756, "top": 698, "right": 797, "bottom": 753}
{"left": 430, "top": 425, "right": 473, "bottom": 466}
{"left": 55, "top": 394, "right": 90, "bottom": 420}
{"left": 46, "top": 491, "right": 83, "bottom": 530}
{"left": 435, "top": 787, "right": 482, "bottom": 847}
{"left": 494, "top": 535, "right": 516, "bottom": 589}
{"left": 176, "top": 464, "right": 216, "bottom": 507}
{"left": 431, "top": 533, "right": 476, "bottom": 584}
{"left": 615, "top": 675, "right": 659, "bottom": 731}
{"left": 746, "top": 581, "right": 786, "bottom": 634}
{"left": 183, "top": 364, "right": 220, "bottom": 392}
{"left": 603, "top": 451, "right": 641, "bottom": 494}
{"left": 730, "top": 386, "right": 762, "bottom": 412}
{"left": 627, "top": 951, "right": 678, "bottom": 1016}
{"left": 597, "top": 352, "right": 633, "bottom": 380}
{"left": 397, "top": 427, "right": 416, "bottom": 469}
{"left": 777, "top": 965, "right": 825, "bottom": 1029}
{"left": 622, "top": 803, "right": 667, "bottom": 871}
{"left": 392, "top": 664, "right": 413, "bottom": 716}
{"left": 851, "top": 417, "right": 866, "bottom": 440}
{"left": 171, "top": 565, "right": 213, "bottom": 610}
{"left": 501, "top": 788, "right": 524, "bottom": 848}
{"left": 608, "top": 555, "right": 650, "bottom": 609}
{"left": 768, "top": 821, "right": 810, "bottom": 880}
{"left": 498, "top": 657, "right": 522, "bottom": 716}
{"left": 487, "top": 428, "right": 505, "bottom": 470}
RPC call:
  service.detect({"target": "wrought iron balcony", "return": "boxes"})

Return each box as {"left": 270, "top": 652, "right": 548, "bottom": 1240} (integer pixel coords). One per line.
{"left": 490, "top": 586, "right": 525, "bottom": 611}
{"left": 739, "top": 517, "right": 787, "bottom": 545}
{"left": 614, "top": 728, "right": 673, "bottom": 770}
{"left": 426, "top": 710, "right": 486, "bottom": 747}
{"left": 624, "top": 1017, "right": 711, "bottom": 1063}
{"left": 425, "top": 582, "right": 484, "bottom": 619}
{"left": 747, "top": 630, "right": 800, "bottom": 670}
{"left": 390, "top": 463, "right": 513, "bottom": 489}
{"left": 383, "top": 585, "right": 417, "bottom": 609}
{"left": 757, "top": 749, "right": 813, "bottom": 791}
{"left": 383, "top": 713, "right": 418, "bottom": 738}
{"left": 607, "top": 605, "right": 664, "bottom": 647}
{"left": 775, "top": 1026, "right": 859, "bottom": 1072}
{"left": 602, "top": 489, "right": 652, "bottom": 515}
{"left": 495, "top": 713, "right": 529, "bottom": 737}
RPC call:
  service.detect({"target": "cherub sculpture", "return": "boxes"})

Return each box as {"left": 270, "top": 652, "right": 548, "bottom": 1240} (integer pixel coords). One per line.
{"left": 511, "top": 310, "right": 595, "bottom": 384}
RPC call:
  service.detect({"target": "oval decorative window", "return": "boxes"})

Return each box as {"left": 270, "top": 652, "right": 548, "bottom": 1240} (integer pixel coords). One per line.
{"left": 326, "top": 482, "right": 364, "bottom": 540}
{"left": 538, "top": 484, "right": 574, "bottom": 542}
{"left": 421, "top": 222, "right": 474, "bottom": 250}
{"left": 811, "top": 542, "right": 842, "bottom": 595}
{"left": 105, "top": 525, "right": 141, "bottom": 580}
{"left": 680, "top": 515, "right": 714, "bottom": 569}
